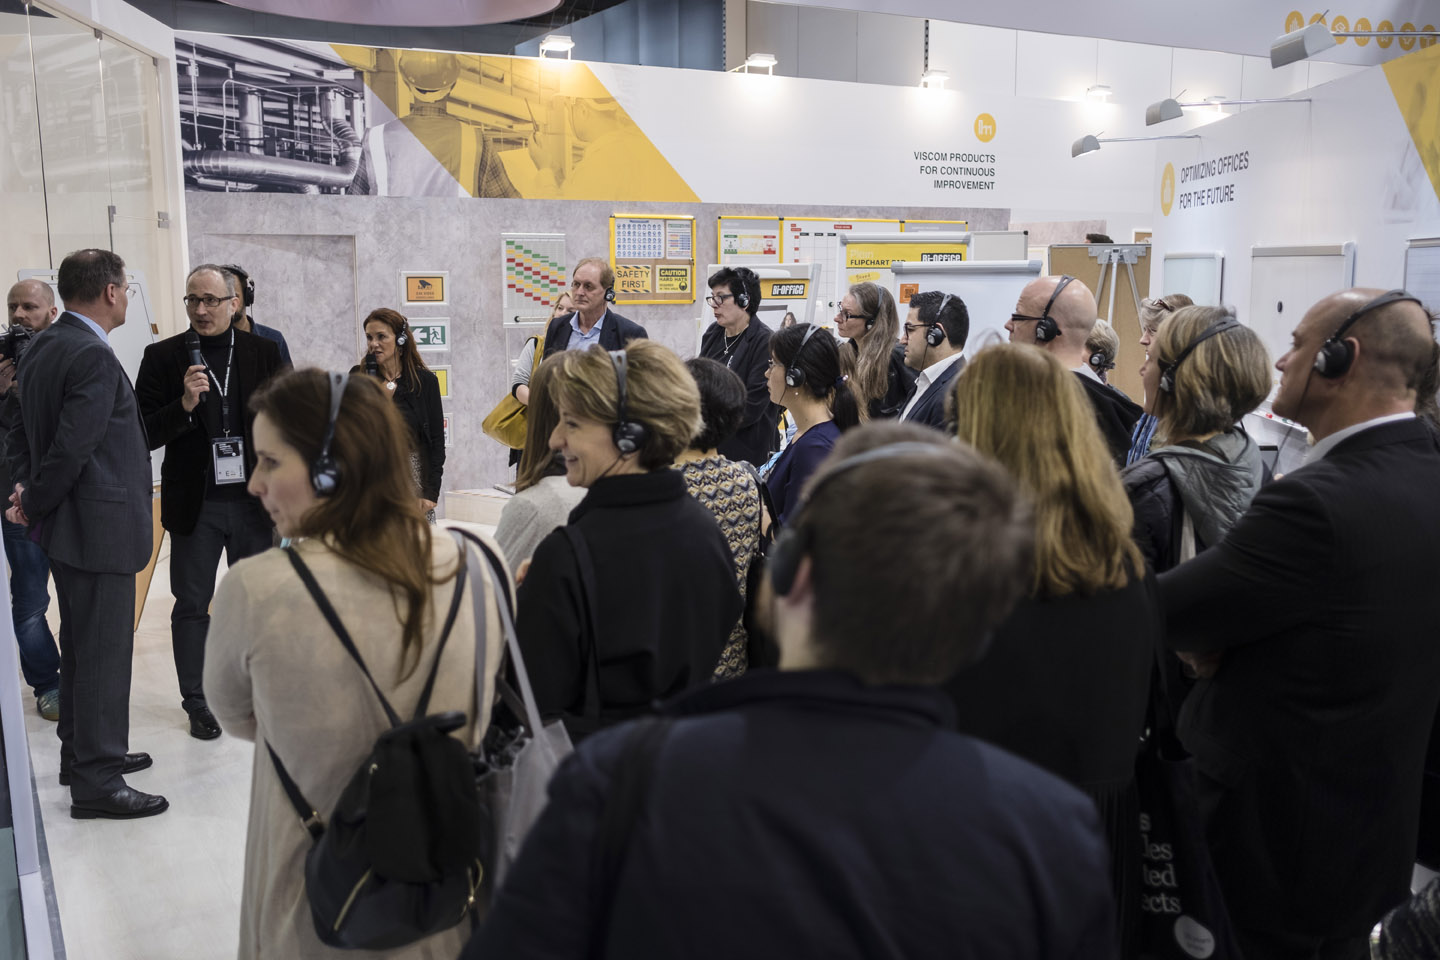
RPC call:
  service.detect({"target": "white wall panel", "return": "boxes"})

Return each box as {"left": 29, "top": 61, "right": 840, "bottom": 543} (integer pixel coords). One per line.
{"left": 925, "top": 19, "right": 1017, "bottom": 99}
{"left": 745, "top": 1, "right": 798, "bottom": 76}
{"left": 796, "top": 6, "right": 857, "bottom": 83}
{"left": 1171, "top": 47, "right": 1244, "bottom": 103}
{"left": 856, "top": 11, "right": 923, "bottom": 88}
{"left": 1096, "top": 39, "right": 1171, "bottom": 107}
{"left": 1015, "top": 31, "right": 1098, "bottom": 101}
{"left": 1240, "top": 55, "right": 1310, "bottom": 101}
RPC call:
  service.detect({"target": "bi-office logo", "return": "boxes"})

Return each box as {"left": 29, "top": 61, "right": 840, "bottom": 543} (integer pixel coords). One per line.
{"left": 1284, "top": 11, "right": 1437, "bottom": 49}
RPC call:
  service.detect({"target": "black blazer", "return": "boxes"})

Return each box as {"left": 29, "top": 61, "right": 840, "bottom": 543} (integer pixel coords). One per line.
{"left": 466, "top": 670, "right": 1116, "bottom": 959}
{"left": 899, "top": 354, "right": 965, "bottom": 431}
{"left": 1075, "top": 373, "right": 1143, "bottom": 466}
{"left": 349, "top": 365, "right": 446, "bottom": 501}
{"left": 516, "top": 470, "right": 741, "bottom": 739}
{"left": 1160, "top": 418, "right": 1440, "bottom": 939}
{"left": 2, "top": 313, "right": 152, "bottom": 574}
{"left": 699, "top": 319, "right": 779, "bottom": 465}
{"left": 540, "top": 309, "right": 648, "bottom": 359}
{"left": 136, "top": 326, "right": 283, "bottom": 536}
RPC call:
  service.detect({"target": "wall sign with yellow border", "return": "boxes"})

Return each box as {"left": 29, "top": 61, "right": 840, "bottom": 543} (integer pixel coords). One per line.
{"left": 401, "top": 271, "right": 448, "bottom": 304}
{"left": 610, "top": 214, "right": 696, "bottom": 304}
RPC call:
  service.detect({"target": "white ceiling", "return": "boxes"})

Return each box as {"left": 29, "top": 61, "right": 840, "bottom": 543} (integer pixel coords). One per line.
{"left": 216, "top": 0, "right": 561, "bottom": 27}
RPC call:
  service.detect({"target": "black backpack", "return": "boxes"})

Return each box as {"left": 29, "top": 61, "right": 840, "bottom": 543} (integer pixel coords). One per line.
{"left": 267, "top": 545, "right": 482, "bottom": 950}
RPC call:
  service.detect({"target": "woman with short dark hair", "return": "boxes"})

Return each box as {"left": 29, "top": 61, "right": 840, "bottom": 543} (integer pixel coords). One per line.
{"left": 699, "top": 266, "right": 779, "bottom": 466}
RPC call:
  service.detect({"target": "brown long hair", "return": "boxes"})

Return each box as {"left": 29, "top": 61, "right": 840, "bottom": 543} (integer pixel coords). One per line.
{"left": 846, "top": 282, "right": 900, "bottom": 413}
{"left": 250, "top": 368, "right": 458, "bottom": 679}
{"left": 362, "top": 307, "right": 430, "bottom": 388}
{"left": 515, "top": 354, "right": 566, "bottom": 492}
{"left": 952, "top": 344, "right": 1142, "bottom": 598}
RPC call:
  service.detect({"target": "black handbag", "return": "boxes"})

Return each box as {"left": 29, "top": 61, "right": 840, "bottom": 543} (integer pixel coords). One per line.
{"left": 739, "top": 462, "right": 780, "bottom": 670}
{"left": 267, "top": 546, "right": 482, "bottom": 950}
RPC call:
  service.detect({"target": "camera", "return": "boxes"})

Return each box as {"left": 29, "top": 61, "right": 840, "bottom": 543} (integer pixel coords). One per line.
{"left": 0, "top": 325, "right": 34, "bottom": 366}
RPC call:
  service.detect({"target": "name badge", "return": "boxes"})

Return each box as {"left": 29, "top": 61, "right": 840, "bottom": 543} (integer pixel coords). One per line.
{"left": 212, "top": 438, "right": 246, "bottom": 485}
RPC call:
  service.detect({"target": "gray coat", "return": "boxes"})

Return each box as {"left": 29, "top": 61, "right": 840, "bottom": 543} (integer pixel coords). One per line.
{"left": 4, "top": 313, "right": 151, "bottom": 574}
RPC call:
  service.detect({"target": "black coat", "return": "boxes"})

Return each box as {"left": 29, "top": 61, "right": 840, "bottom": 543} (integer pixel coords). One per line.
{"left": 540, "top": 309, "right": 648, "bottom": 359}
{"left": 1074, "top": 373, "right": 1143, "bottom": 466}
{"left": 349, "top": 364, "right": 445, "bottom": 500}
{"left": 699, "top": 319, "right": 779, "bottom": 466}
{"left": 898, "top": 354, "right": 965, "bottom": 431}
{"left": 1160, "top": 418, "right": 1440, "bottom": 939}
{"left": 854, "top": 341, "right": 919, "bottom": 420}
{"left": 135, "top": 326, "right": 282, "bottom": 536}
{"left": 516, "top": 470, "right": 741, "bottom": 738}
{"left": 466, "top": 669, "right": 1116, "bottom": 960}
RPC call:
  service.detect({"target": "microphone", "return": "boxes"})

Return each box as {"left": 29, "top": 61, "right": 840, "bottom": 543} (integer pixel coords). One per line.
{"left": 364, "top": 353, "right": 380, "bottom": 378}
{"left": 185, "top": 328, "right": 203, "bottom": 369}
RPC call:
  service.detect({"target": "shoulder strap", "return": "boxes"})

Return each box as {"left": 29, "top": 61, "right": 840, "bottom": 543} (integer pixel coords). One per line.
{"left": 560, "top": 526, "right": 605, "bottom": 727}
{"left": 589, "top": 716, "right": 674, "bottom": 958}
{"left": 411, "top": 539, "right": 468, "bottom": 721}
{"left": 739, "top": 461, "right": 776, "bottom": 542}
{"left": 267, "top": 743, "right": 324, "bottom": 840}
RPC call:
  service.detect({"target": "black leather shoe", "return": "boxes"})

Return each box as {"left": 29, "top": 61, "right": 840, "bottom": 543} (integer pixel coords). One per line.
{"left": 71, "top": 786, "right": 168, "bottom": 820}
{"left": 188, "top": 706, "right": 221, "bottom": 740}
{"left": 59, "top": 752, "right": 153, "bottom": 787}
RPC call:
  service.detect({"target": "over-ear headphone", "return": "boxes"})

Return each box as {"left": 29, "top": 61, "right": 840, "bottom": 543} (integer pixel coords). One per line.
{"left": 925, "top": 294, "right": 953, "bottom": 348}
{"left": 768, "top": 442, "right": 959, "bottom": 596}
{"left": 1035, "top": 276, "right": 1073, "bottom": 344}
{"left": 222, "top": 264, "right": 255, "bottom": 308}
{"left": 734, "top": 268, "right": 757, "bottom": 310}
{"left": 1089, "top": 351, "right": 1115, "bottom": 372}
{"left": 311, "top": 371, "right": 349, "bottom": 496}
{"left": 1159, "top": 318, "right": 1239, "bottom": 393}
{"left": 607, "top": 349, "right": 647, "bottom": 455}
{"left": 1313, "top": 289, "right": 1423, "bottom": 379}
{"left": 785, "top": 323, "right": 823, "bottom": 388}
{"left": 604, "top": 285, "right": 617, "bottom": 304}
{"left": 395, "top": 322, "right": 408, "bottom": 347}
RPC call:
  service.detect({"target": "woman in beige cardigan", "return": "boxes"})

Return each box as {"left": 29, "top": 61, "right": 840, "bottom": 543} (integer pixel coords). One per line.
{"left": 205, "top": 369, "right": 504, "bottom": 959}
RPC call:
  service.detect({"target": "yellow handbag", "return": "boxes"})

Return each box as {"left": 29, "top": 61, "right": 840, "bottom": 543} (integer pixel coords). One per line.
{"left": 482, "top": 335, "right": 544, "bottom": 449}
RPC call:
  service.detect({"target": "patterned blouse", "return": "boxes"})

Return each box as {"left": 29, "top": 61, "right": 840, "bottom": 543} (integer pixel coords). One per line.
{"left": 678, "top": 456, "right": 761, "bottom": 679}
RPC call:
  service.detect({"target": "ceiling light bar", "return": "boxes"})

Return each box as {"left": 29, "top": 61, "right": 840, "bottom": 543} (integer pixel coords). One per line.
{"left": 921, "top": 69, "right": 949, "bottom": 89}
{"left": 1271, "top": 22, "right": 1440, "bottom": 67}
{"left": 1086, "top": 84, "right": 1112, "bottom": 100}
{"left": 539, "top": 34, "right": 574, "bottom": 58}
{"left": 1072, "top": 134, "right": 1201, "bottom": 158}
{"left": 1145, "top": 96, "right": 1310, "bottom": 125}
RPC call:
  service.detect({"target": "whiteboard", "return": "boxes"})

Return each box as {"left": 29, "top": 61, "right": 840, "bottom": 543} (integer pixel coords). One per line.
{"left": 782, "top": 217, "right": 900, "bottom": 312}
{"left": 969, "top": 231, "right": 1031, "bottom": 261}
{"left": 1162, "top": 252, "right": 1224, "bottom": 305}
{"left": 1403, "top": 238, "right": 1440, "bottom": 320}
{"left": 1248, "top": 243, "right": 1356, "bottom": 385}
{"left": 717, "top": 216, "right": 782, "bottom": 266}
{"left": 890, "top": 260, "right": 1044, "bottom": 352}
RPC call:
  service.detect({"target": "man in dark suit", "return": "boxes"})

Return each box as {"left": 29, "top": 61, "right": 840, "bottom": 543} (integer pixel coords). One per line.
{"left": 698, "top": 266, "right": 779, "bottom": 465}
{"left": 1006, "top": 276, "right": 1141, "bottom": 464}
{"left": 1160, "top": 288, "right": 1440, "bottom": 960}
{"left": 898, "top": 290, "right": 968, "bottom": 431}
{"left": 4, "top": 249, "right": 164, "bottom": 819}
{"left": 540, "top": 257, "right": 648, "bottom": 359}
{"left": 135, "top": 264, "right": 283, "bottom": 740}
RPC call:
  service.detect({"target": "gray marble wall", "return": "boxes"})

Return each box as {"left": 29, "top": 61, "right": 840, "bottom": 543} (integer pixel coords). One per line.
{"left": 185, "top": 195, "right": 1011, "bottom": 499}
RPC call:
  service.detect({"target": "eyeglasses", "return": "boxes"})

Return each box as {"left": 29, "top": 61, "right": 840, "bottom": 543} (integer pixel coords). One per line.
{"left": 902, "top": 322, "right": 937, "bottom": 336}
{"left": 838, "top": 310, "right": 872, "bottom": 322}
{"left": 182, "top": 294, "right": 235, "bottom": 309}
{"left": 1009, "top": 313, "right": 1044, "bottom": 324}
{"left": 705, "top": 293, "right": 735, "bottom": 307}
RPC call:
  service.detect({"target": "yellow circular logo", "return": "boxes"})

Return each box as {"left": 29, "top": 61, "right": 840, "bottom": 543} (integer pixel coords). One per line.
{"left": 1400, "top": 23, "right": 1417, "bottom": 51}
{"left": 974, "top": 113, "right": 996, "bottom": 143}
{"left": 1378, "top": 20, "right": 1395, "bottom": 48}
{"left": 1308, "top": 12, "right": 1327, "bottom": 26}
{"left": 1355, "top": 18, "right": 1372, "bottom": 45}
{"left": 1285, "top": 10, "right": 1304, "bottom": 32}
{"left": 1331, "top": 15, "right": 1349, "bottom": 42}
{"left": 1422, "top": 26, "right": 1437, "bottom": 49}
{"left": 1161, "top": 163, "right": 1176, "bottom": 217}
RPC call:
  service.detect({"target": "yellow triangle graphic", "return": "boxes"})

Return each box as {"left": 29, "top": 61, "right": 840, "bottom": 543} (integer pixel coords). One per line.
{"left": 1384, "top": 41, "right": 1440, "bottom": 203}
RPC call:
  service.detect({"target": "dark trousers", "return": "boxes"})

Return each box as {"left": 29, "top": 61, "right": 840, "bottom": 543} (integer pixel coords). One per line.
{"left": 51, "top": 558, "right": 135, "bottom": 802}
{"left": 169, "top": 496, "right": 271, "bottom": 712}
{"left": 1234, "top": 926, "right": 1368, "bottom": 960}
{"left": 4, "top": 516, "right": 59, "bottom": 695}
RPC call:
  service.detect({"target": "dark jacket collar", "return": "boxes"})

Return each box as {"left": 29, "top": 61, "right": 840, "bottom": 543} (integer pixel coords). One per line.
{"left": 1327, "top": 416, "right": 1438, "bottom": 459}
{"left": 570, "top": 468, "right": 688, "bottom": 521}
{"left": 662, "top": 667, "right": 955, "bottom": 729}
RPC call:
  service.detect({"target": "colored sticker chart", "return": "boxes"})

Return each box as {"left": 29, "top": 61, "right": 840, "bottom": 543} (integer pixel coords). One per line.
{"left": 401, "top": 271, "right": 448, "bottom": 305}
{"left": 610, "top": 214, "right": 696, "bottom": 304}
{"left": 410, "top": 318, "right": 449, "bottom": 351}
{"left": 781, "top": 218, "right": 899, "bottom": 306}
{"left": 717, "top": 215, "right": 782, "bottom": 266}
{"left": 503, "top": 233, "right": 567, "bottom": 319}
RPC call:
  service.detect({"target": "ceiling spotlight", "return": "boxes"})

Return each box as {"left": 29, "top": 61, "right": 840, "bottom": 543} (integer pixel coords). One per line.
{"left": 1072, "top": 133, "right": 1201, "bottom": 158}
{"left": 1270, "top": 21, "right": 1440, "bottom": 67}
{"left": 1086, "top": 84, "right": 1112, "bottom": 100}
{"left": 539, "top": 34, "right": 574, "bottom": 58}
{"left": 921, "top": 69, "right": 949, "bottom": 89}
{"left": 1145, "top": 95, "right": 1310, "bottom": 125}
{"left": 734, "top": 52, "right": 778, "bottom": 75}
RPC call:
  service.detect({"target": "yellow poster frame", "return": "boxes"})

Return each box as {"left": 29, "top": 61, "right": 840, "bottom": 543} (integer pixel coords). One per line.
{"left": 609, "top": 213, "right": 697, "bottom": 305}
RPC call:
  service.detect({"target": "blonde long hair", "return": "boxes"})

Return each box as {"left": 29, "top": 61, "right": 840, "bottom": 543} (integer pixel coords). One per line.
{"left": 952, "top": 344, "right": 1142, "bottom": 597}
{"left": 846, "top": 282, "right": 900, "bottom": 413}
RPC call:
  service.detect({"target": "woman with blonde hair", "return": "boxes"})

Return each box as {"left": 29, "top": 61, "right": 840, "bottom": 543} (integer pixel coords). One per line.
{"left": 206, "top": 369, "right": 504, "bottom": 958}
{"left": 945, "top": 342, "right": 1157, "bottom": 959}
{"left": 1128, "top": 293, "right": 1195, "bottom": 463}
{"left": 835, "top": 281, "right": 916, "bottom": 419}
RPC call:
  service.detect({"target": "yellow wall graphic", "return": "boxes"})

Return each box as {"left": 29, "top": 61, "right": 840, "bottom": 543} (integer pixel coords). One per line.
{"left": 1383, "top": 42, "right": 1440, "bottom": 203}
{"left": 331, "top": 46, "right": 698, "bottom": 202}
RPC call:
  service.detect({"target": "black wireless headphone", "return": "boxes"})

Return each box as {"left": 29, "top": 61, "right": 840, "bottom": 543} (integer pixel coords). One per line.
{"left": 769, "top": 442, "right": 960, "bottom": 596}
{"left": 1159, "top": 317, "right": 1239, "bottom": 393}
{"left": 395, "top": 321, "right": 408, "bottom": 347}
{"left": 733, "top": 267, "right": 758, "bottom": 310}
{"left": 222, "top": 263, "right": 255, "bottom": 308}
{"left": 311, "top": 371, "right": 348, "bottom": 496}
{"left": 924, "top": 293, "right": 954, "bottom": 348}
{"left": 608, "top": 349, "right": 647, "bottom": 455}
{"left": 604, "top": 284, "right": 617, "bottom": 303}
{"left": 1034, "top": 276, "right": 1074, "bottom": 343}
{"left": 785, "top": 323, "right": 823, "bottom": 388}
{"left": 1089, "top": 351, "right": 1115, "bottom": 372}
{"left": 1313, "top": 289, "right": 1423, "bottom": 379}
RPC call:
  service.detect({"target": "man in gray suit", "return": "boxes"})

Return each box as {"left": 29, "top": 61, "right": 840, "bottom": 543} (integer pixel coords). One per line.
{"left": 5, "top": 249, "right": 166, "bottom": 819}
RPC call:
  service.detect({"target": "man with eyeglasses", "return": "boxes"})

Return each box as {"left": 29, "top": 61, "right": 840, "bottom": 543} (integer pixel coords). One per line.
{"left": 699, "top": 266, "right": 779, "bottom": 466}
{"left": 541, "top": 257, "right": 648, "bottom": 359}
{"left": 898, "top": 290, "right": 969, "bottom": 431}
{"left": 135, "top": 263, "right": 282, "bottom": 741}
{"left": 1005, "top": 276, "right": 1141, "bottom": 465}
{"left": 3, "top": 249, "right": 162, "bottom": 819}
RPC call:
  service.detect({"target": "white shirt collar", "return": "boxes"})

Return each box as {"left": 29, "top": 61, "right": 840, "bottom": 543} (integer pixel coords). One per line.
{"left": 570, "top": 309, "right": 607, "bottom": 339}
{"left": 1305, "top": 412, "right": 1416, "bottom": 463}
{"left": 900, "top": 352, "right": 964, "bottom": 421}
